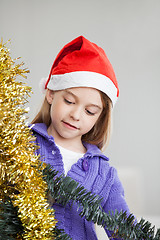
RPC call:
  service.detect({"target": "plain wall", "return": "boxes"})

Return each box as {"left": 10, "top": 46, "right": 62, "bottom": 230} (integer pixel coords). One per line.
{"left": 1, "top": 0, "right": 160, "bottom": 217}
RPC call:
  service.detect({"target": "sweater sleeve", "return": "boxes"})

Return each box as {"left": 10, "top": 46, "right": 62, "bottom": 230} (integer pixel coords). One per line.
{"left": 103, "top": 167, "right": 130, "bottom": 214}
{"left": 102, "top": 167, "right": 130, "bottom": 239}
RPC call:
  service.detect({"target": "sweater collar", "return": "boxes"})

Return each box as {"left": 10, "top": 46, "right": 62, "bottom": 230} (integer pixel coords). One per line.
{"left": 30, "top": 123, "right": 50, "bottom": 139}
{"left": 30, "top": 123, "right": 109, "bottom": 161}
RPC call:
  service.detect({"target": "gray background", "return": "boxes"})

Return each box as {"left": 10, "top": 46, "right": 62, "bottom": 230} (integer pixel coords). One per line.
{"left": 1, "top": 0, "right": 160, "bottom": 219}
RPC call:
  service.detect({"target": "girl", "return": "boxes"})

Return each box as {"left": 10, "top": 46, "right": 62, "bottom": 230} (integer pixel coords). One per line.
{"left": 31, "top": 36, "right": 130, "bottom": 239}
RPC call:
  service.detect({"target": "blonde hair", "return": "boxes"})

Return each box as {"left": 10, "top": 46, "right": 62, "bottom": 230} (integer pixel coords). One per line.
{"left": 31, "top": 91, "right": 112, "bottom": 150}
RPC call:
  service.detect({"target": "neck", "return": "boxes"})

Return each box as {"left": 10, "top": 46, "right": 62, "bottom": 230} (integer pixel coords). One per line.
{"left": 47, "top": 125, "right": 86, "bottom": 154}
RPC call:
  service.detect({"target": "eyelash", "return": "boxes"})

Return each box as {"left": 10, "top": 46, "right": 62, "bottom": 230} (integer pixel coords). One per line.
{"left": 64, "top": 98, "right": 74, "bottom": 104}
{"left": 86, "top": 109, "right": 95, "bottom": 116}
{"left": 64, "top": 98, "right": 95, "bottom": 116}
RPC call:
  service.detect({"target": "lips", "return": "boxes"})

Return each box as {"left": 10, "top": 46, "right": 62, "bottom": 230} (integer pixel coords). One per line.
{"left": 62, "top": 121, "right": 79, "bottom": 130}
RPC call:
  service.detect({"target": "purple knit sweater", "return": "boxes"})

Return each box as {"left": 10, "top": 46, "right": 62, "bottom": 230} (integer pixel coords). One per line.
{"left": 32, "top": 123, "right": 130, "bottom": 240}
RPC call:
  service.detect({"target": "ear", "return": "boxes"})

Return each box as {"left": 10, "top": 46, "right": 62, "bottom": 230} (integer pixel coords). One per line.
{"left": 46, "top": 89, "right": 54, "bottom": 104}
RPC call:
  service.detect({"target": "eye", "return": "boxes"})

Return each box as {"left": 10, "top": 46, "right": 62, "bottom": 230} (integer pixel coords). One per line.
{"left": 64, "top": 98, "right": 74, "bottom": 104}
{"left": 86, "top": 109, "right": 95, "bottom": 116}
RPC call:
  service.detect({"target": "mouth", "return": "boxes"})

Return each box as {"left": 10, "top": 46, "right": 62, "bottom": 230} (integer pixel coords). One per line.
{"left": 62, "top": 121, "right": 79, "bottom": 130}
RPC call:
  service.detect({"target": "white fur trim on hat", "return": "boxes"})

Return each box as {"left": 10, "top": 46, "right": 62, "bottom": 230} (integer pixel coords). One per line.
{"left": 47, "top": 71, "right": 118, "bottom": 106}
{"left": 39, "top": 77, "right": 48, "bottom": 94}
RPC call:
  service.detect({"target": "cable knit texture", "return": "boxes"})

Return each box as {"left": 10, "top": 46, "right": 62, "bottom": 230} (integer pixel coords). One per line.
{"left": 31, "top": 123, "right": 130, "bottom": 240}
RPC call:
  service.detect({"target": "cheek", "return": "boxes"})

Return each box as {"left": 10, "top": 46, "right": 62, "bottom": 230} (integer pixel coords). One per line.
{"left": 50, "top": 101, "right": 66, "bottom": 120}
{"left": 83, "top": 116, "right": 99, "bottom": 131}
{"left": 50, "top": 103, "right": 60, "bottom": 120}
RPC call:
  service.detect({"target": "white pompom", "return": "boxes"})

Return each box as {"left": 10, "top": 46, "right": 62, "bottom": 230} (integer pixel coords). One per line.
{"left": 39, "top": 77, "right": 48, "bottom": 94}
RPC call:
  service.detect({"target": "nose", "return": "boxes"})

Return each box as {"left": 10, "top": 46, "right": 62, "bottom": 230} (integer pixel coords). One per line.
{"left": 70, "top": 106, "right": 81, "bottom": 121}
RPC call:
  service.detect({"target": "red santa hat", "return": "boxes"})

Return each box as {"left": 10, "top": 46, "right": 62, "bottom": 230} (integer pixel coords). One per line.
{"left": 45, "top": 36, "right": 119, "bottom": 106}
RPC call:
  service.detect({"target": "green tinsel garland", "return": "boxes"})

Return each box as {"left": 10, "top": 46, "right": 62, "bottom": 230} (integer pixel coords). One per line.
{"left": 0, "top": 197, "right": 24, "bottom": 240}
{"left": 43, "top": 165, "right": 160, "bottom": 240}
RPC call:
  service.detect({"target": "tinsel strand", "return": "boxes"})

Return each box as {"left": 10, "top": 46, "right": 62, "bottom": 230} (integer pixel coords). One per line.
{"left": 0, "top": 40, "right": 57, "bottom": 239}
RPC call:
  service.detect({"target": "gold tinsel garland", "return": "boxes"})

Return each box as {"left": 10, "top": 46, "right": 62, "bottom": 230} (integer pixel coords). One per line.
{"left": 0, "top": 40, "right": 57, "bottom": 239}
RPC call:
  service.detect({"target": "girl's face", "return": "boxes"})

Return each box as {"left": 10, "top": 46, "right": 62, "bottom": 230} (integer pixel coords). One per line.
{"left": 46, "top": 87, "right": 103, "bottom": 149}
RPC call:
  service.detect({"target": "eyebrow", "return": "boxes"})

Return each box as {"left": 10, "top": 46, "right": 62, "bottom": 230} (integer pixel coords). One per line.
{"left": 64, "top": 90, "right": 102, "bottom": 109}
